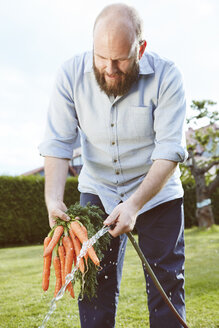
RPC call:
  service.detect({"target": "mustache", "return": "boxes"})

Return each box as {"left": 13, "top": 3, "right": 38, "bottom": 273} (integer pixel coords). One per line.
{"left": 104, "top": 71, "right": 124, "bottom": 78}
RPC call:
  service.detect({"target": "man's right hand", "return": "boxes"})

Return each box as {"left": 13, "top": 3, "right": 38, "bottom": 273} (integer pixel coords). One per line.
{"left": 47, "top": 200, "right": 70, "bottom": 228}
{"left": 44, "top": 156, "right": 70, "bottom": 228}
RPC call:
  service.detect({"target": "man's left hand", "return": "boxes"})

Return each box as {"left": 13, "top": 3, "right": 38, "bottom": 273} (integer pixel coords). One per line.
{"left": 103, "top": 200, "right": 139, "bottom": 237}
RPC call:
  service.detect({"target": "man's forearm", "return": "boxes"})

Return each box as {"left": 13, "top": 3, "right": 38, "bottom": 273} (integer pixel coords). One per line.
{"left": 44, "top": 156, "right": 69, "bottom": 209}
{"left": 104, "top": 159, "right": 178, "bottom": 237}
{"left": 128, "top": 159, "right": 177, "bottom": 212}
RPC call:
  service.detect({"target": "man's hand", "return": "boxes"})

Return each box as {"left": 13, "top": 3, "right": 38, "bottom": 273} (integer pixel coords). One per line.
{"left": 44, "top": 156, "right": 70, "bottom": 228}
{"left": 47, "top": 200, "right": 70, "bottom": 228}
{"left": 103, "top": 199, "right": 139, "bottom": 237}
{"left": 103, "top": 159, "right": 177, "bottom": 237}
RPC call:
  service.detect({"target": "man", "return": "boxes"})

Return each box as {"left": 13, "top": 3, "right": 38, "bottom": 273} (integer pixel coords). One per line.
{"left": 39, "top": 3, "right": 187, "bottom": 328}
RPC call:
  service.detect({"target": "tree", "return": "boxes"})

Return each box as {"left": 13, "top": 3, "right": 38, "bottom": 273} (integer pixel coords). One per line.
{"left": 185, "top": 100, "right": 219, "bottom": 228}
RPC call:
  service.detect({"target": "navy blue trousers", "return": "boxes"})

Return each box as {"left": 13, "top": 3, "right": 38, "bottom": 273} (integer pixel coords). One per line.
{"left": 78, "top": 193, "right": 186, "bottom": 328}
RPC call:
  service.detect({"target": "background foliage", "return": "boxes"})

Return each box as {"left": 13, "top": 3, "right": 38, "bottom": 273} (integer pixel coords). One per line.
{"left": 0, "top": 176, "right": 79, "bottom": 246}
{"left": 0, "top": 175, "right": 218, "bottom": 246}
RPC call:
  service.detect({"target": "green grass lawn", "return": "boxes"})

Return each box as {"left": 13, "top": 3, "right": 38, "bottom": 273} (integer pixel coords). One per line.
{"left": 0, "top": 226, "right": 218, "bottom": 328}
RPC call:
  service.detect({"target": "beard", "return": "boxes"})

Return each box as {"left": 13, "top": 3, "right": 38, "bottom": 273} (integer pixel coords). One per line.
{"left": 93, "top": 57, "right": 139, "bottom": 97}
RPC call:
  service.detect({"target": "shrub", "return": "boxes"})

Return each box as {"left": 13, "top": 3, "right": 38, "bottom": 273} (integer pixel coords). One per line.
{"left": 0, "top": 176, "right": 79, "bottom": 246}
{"left": 0, "top": 175, "right": 218, "bottom": 246}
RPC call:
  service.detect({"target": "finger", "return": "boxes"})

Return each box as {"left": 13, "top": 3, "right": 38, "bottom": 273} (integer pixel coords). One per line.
{"left": 108, "top": 219, "right": 132, "bottom": 237}
{"left": 51, "top": 209, "right": 70, "bottom": 222}
{"left": 104, "top": 216, "right": 115, "bottom": 226}
{"left": 108, "top": 229, "right": 119, "bottom": 238}
{"left": 49, "top": 217, "right": 56, "bottom": 229}
{"left": 108, "top": 223, "right": 123, "bottom": 238}
{"left": 104, "top": 212, "right": 119, "bottom": 226}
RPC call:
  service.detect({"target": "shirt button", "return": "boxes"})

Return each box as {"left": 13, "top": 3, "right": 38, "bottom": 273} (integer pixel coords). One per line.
{"left": 111, "top": 123, "right": 114, "bottom": 127}
{"left": 120, "top": 193, "right": 124, "bottom": 197}
{"left": 113, "top": 159, "right": 117, "bottom": 163}
{"left": 112, "top": 141, "right": 115, "bottom": 145}
{"left": 116, "top": 171, "right": 120, "bottom": 175}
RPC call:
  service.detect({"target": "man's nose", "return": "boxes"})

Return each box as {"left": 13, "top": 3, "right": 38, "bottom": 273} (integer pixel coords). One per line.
{"left": 105, "top": 60, "right": 118, "bottom": 75}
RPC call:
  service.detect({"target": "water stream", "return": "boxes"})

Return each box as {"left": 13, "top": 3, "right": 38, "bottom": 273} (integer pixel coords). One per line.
{"left": 39, "top": 225, "right": 110, "bottom": 328}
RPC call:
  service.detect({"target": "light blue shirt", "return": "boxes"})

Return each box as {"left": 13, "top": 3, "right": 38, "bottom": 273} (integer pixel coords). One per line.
{"left": 39, "top": 51, "right": 188, "bottom": 215}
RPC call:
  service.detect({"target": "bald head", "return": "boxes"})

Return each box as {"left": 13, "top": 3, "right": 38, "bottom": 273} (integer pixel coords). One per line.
{"left": 93, "top": 4, "right": 144, "bottom": 63}
{"left": 92, "top": 4, "right": 146, "bottom": 97}
{"left": 93, "top": 3, "right": 143, "bottom": 43}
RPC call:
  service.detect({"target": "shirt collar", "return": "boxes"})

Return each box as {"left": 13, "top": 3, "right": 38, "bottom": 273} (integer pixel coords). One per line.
{"left": 84, "top": 51, "right": 154, "bottom": 75}
{"left": 139, "top": 52, "right": 154, "bottom": 75}
{"left": 84, "top": 52, "right": 93, "bottom": 73}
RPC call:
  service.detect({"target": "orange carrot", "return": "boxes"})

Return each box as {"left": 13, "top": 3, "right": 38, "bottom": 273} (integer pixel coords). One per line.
{"left": 53, "top": 255, "right": 62, "bottom": 297}
{"left": 58, "top": 244, "right": 66, "bottom": 286}
{"left": 68, "top": 281, "right": 75, "bottom": 298}
{"left": 44, "top": 225, "right": 64, "bottom": 257}
{"left": 69, "top": 228, "right": 85, "bottom": 273}
{"left": 62, "top": 235, "right": 75, "bottom": 298}
{"left": 70, "top": 221, "right": 100, "bottom": 266}
{"left": 42, "top": 236, "right": 52, "bottom": 291}
{"left": 81, "top": 225, "right": 89, "bottom": 265}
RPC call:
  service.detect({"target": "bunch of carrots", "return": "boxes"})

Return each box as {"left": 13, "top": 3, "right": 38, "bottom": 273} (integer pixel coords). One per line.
{"left": 42, "top": 203, "right": 111, "bottom": 300}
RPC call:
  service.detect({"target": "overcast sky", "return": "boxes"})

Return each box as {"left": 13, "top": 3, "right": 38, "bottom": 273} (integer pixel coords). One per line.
{"left": 0, "top": 0, "right": 218, "bottom": 175}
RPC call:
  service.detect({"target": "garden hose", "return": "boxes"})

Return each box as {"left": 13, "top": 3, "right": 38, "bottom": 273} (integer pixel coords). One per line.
{"left": 126, "top": 231, "right": 189, "bottom": 328}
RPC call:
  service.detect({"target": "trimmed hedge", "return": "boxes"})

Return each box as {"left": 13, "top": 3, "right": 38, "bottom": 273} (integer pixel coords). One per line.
{"left": 0, "top": 175, "right": 218, "bottom": 246}
{"left": 0, "top": 176, "right": 79, "bottom": 246}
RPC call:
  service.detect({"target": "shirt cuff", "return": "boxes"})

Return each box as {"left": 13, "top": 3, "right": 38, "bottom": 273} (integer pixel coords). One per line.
{"left": 38, "top": 139, "right": 74, "bottom": 160}
{"left": 151, "top": 142, "right": 188, "bottom": 163}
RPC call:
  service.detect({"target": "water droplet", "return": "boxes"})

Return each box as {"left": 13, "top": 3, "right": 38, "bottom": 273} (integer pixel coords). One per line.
{"left": 110, "top": 248, "right": 112, "bottom": 251}
{"left": 94, "top": 305, "right": 98, "bottom": 310}
{"left": 147, "top": 289, "right": 150, "bottom": 294}
{"left": 154, "top": 263, "right": 157, "bottom": 267}
{"left": 147, "top": 283, "right": 150, "bottom": 287}
{"left": 115, "top": 262, "right": 117, "bottom": 265}
{"left": 169, "top": 292, "right": 172, "bottom": 296}
{"left": 169, "top": 297, "right": 172, "bottom": 301}
{"left": 105, "top": 275, "right": 108, "bottom": 279}
{"left": 155, "top": 308, "right": 157, "bottom": 313}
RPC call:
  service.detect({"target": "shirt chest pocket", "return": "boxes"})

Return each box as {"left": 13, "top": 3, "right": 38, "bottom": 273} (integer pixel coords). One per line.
{"left": 119, "top": 105, "right": 154, "bottom": 140}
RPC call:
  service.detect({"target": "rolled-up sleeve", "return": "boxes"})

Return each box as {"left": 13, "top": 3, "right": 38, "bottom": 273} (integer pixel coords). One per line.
{"left": 151, "top": 63, "right": 188, "bottom": 163}
{"left": 38, "top": 63, "right": 79, "bottom": 159}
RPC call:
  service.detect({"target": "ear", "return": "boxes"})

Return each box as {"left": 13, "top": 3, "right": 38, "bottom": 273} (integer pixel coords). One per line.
{"left": 139, "top": 40, "right": 147, "bottom": 60}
